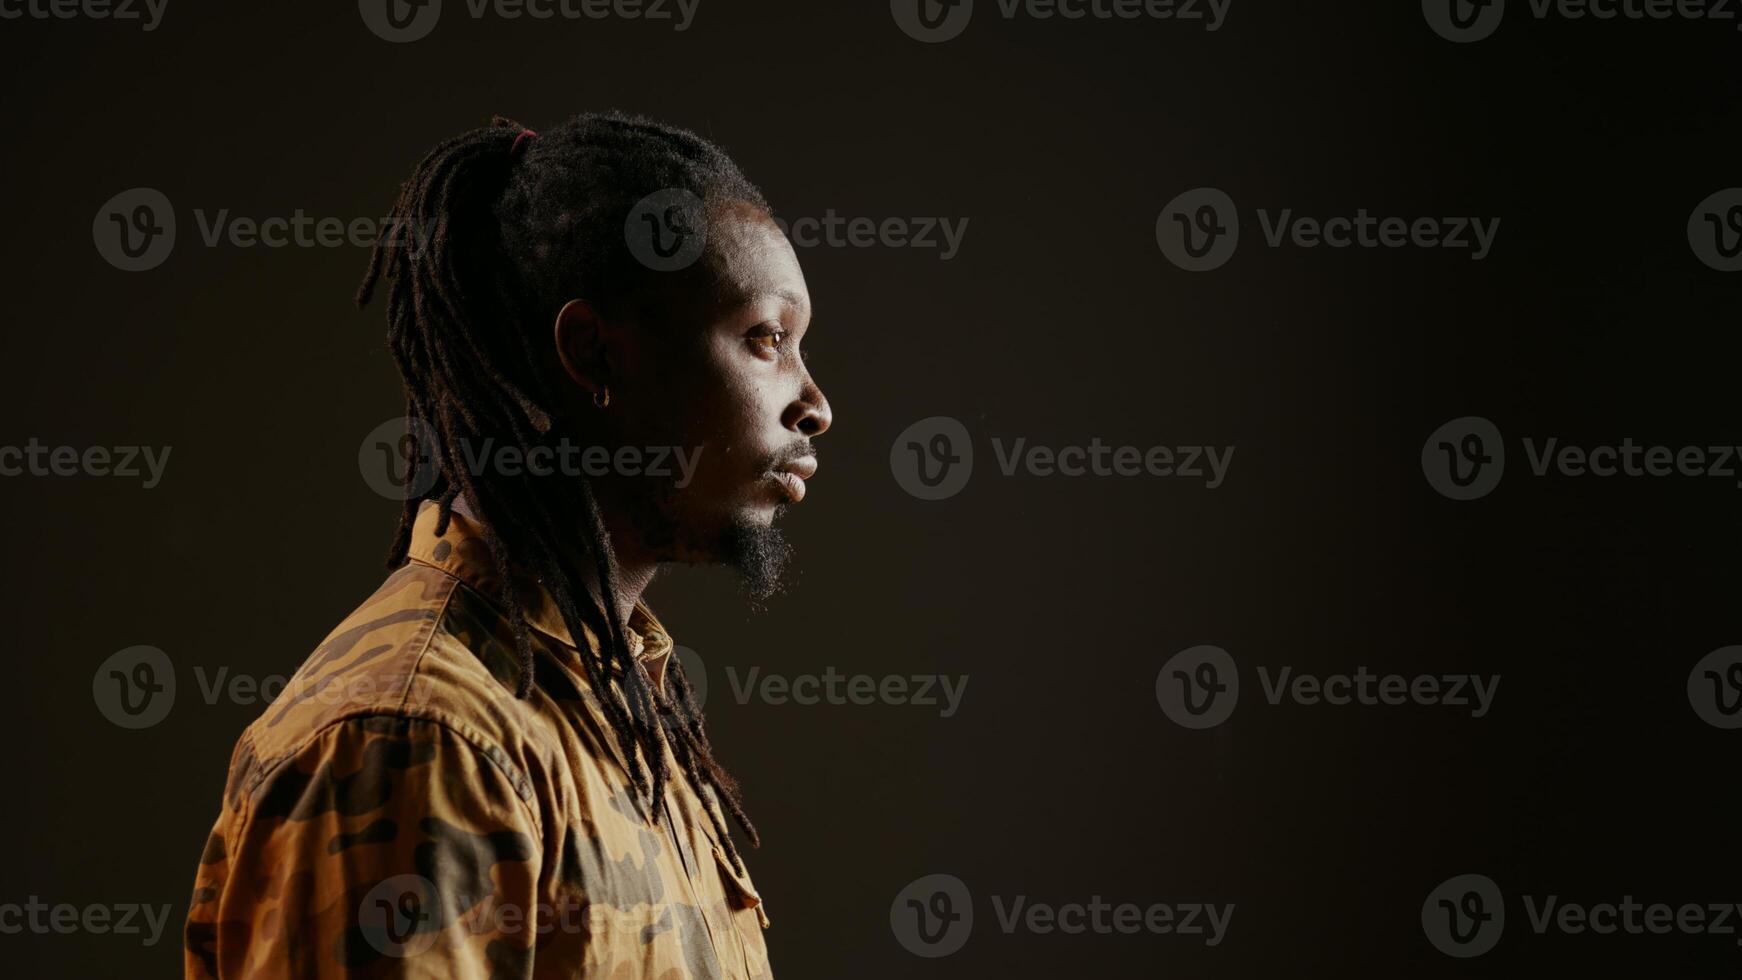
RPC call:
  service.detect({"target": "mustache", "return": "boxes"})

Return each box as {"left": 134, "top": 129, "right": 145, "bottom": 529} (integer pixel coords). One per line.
{"left": 765, "top": 441, "right": 816, "bottom": 470}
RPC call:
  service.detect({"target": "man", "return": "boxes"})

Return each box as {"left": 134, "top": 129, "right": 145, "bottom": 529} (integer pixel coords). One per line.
{"left": 184, "top": 113, "right": 831, "bottom": 978}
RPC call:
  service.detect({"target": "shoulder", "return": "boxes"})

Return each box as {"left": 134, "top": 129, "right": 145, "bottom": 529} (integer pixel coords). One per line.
{"left": 221, "top": 560, "right": 550, "bottom": 823}
{"left": 187, "top": 712, "right": 545, "bottom": 978}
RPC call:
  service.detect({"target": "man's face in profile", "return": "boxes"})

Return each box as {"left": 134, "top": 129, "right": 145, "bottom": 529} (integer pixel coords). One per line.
{"left": 579, "top": 200, "right": 832, "bottom": 597}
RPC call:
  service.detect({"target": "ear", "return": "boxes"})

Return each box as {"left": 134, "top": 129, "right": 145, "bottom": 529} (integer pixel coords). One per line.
{"left": 553, "top": 298, "right": 612, "bottom": 403}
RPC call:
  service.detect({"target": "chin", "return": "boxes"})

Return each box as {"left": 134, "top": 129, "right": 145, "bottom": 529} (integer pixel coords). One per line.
{"left": 662, "top": 510, "right": 793, "bottom": 600}
{"left": 741, "top": 502, "right": 783, "bottom": 526}
{"left": 720, "top": 512, "right": 794, "bottom": 601}
{"left": 723, "top": 482, "right": 789, "bottom": 524}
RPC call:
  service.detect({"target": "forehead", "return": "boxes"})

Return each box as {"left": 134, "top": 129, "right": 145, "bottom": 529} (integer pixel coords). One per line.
{"left": 700, "top": 201, "right": 810, "bottom": 320}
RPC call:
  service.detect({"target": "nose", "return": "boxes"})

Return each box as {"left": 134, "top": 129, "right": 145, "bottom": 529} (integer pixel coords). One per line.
{"left": 784, "top": 371, "right": 832, "bottom": 438}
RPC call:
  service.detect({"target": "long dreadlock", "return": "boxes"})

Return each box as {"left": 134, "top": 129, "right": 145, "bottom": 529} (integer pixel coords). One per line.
{"left": 354, "top": 111, "right": 764, "bottom": 871}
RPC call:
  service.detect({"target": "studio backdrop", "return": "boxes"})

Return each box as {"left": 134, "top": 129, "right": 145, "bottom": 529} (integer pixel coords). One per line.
{"left": 0, "top": 0, "right": 1737, "bottom": 976}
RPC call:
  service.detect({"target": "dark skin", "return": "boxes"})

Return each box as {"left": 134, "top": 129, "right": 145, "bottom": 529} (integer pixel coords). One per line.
{"left": 545, "top": 200, "right": 832, "bottom": 621}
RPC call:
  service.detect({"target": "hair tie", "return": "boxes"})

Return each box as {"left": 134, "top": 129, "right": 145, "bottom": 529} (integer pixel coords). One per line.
{"left": 510, "top": 128, "right": 538, "bottom": 158}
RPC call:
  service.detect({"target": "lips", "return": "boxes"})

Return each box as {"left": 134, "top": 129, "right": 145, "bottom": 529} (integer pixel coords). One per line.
{"left": 772, "top": 455, "right": 817, "bottom": 503}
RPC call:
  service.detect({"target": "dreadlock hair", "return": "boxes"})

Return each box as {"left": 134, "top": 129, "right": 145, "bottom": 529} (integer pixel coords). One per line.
{"left": 355, "top": 111, "right": 768, "bottom": 870}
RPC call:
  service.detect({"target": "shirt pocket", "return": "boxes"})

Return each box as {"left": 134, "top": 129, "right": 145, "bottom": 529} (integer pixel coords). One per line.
{"left": 710, "top": 844, "right": 772, "bottom": 979}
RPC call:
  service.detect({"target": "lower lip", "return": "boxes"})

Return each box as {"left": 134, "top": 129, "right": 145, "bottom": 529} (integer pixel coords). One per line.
{"left": 772, "top": 471, "right": 806, "bottom": 503}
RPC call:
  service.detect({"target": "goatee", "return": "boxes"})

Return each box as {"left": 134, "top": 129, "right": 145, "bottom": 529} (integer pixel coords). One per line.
{"left": 723, "top": 512, "right": 793, "bottom": 602}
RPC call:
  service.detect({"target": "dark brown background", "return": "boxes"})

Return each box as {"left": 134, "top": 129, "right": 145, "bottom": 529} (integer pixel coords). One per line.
{"left": 0, "top": 0, "right": 1737, "bottom": 975}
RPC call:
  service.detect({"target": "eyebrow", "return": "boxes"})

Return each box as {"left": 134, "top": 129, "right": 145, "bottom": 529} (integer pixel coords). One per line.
{"left": 773, "top": 287, "right": 809, "bottom": 313}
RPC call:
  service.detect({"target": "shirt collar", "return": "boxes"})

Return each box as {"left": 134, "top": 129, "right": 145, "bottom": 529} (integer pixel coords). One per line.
{"left": 403, "top": 500, "right": 675, "bottom": 683}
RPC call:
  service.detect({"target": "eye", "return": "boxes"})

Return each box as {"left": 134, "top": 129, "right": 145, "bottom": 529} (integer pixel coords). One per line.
{"left": 747, "top": 324, "right": 789, "bottom": 355}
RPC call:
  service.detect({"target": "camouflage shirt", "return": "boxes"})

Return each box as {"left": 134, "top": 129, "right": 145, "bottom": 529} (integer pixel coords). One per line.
{"left": 184, "top": 502, "right": 772, "bottom": 978}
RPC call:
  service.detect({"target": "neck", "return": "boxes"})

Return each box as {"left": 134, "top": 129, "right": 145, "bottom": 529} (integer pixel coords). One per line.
{"left": 598, "top": 531, "right": 658, "bottom": 625}
{"left": 449, "top": 491, "right": 656, "bottom": 625}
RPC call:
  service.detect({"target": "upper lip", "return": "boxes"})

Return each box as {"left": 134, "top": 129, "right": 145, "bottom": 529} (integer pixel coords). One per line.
{"left": 776, "top": 455, "right": 818, "bottom": 481}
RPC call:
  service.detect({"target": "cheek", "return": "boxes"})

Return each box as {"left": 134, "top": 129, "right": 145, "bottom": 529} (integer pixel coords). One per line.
{"left": 613, "top": 338, "right": 730, "bottom": 442}
{"left": 659, "top": 342, "right": 773, "bottom": 475}
{"left": 696, "top": 376, "right": 774, "bottom": 474}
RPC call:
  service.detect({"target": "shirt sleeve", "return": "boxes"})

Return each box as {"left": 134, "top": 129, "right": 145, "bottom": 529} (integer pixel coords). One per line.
{"left": 184, "top": 714, "right": 544, "bottom": 979}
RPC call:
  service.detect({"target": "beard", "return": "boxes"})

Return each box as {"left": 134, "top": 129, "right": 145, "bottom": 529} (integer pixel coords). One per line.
{"left": 612, "top": 479, "right": 795, "bottom": 601}
{"left": 720, "top": 510, "right": 794, "bottom": 602}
